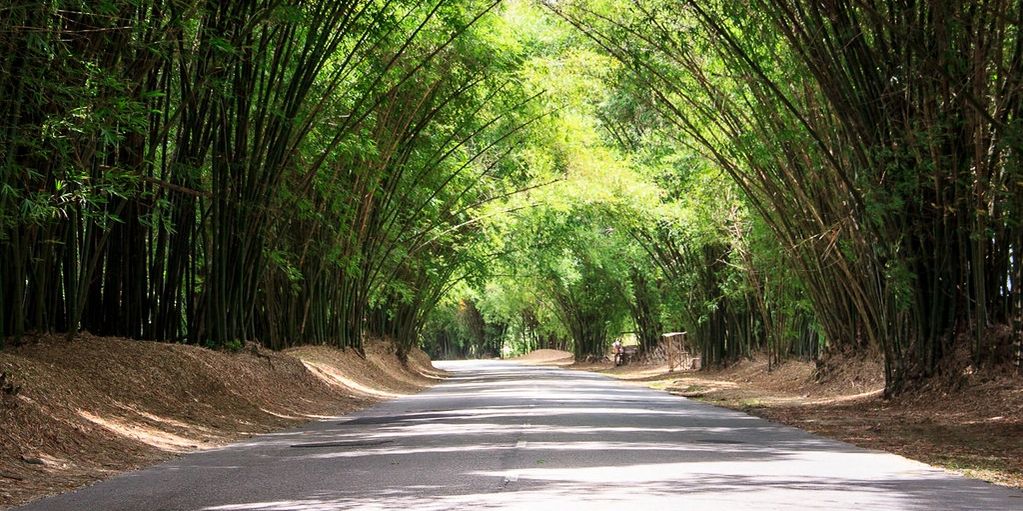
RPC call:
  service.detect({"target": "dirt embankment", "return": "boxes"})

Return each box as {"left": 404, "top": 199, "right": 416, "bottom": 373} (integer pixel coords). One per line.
{"left": 576, "top": 353, "right": 1023, "bottom": 488}
{"left": 0, "top": 334, "right": 444, "bottom": 509}
{"left": 511, "top": 349, "right": 575, "bottom": 366}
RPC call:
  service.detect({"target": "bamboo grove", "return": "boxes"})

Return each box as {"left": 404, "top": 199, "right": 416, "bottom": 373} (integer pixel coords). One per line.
{"left": 545, "top": 0, "right": 1023, "bottom": 393}
{"left": 3, "top": 0, "right": 1021, "bottom": 395}
{"left": 421, "top": 1, "right": 833, "bottom": 370}
{"left": 420, "top": 0, "right": 1020, "bottom": 395}
{"left": 0, "top": 0, "right": 539, "bottom": 354}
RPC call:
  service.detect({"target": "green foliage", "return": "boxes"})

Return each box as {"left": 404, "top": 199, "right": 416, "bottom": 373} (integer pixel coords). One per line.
{"left": 551, "top": 0, "right": 1023, "bottom": 392}
{"left": 0, "top": 0, "right": 542, "bottom": 352}
{"left": 5, "top": 0, "right": 1019, "bottom": 397}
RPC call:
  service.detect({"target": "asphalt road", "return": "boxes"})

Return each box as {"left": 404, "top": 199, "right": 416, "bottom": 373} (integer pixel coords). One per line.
{"left": 16, "top": 360, "right": 1023, "bottom": 510}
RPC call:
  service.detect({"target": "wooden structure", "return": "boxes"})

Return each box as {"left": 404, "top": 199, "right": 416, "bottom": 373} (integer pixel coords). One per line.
{"left": 661, "top": 332, "right": 693, "bottom": 372}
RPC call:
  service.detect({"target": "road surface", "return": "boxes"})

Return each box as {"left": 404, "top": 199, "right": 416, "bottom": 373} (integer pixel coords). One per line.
{"left": 16, "top": 360, "right": 1023, "bottom": 510}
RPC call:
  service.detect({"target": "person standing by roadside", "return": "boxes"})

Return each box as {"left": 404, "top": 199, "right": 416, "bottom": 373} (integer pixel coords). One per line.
{"left": 612, "top": 339, "right": 623, "bottom": 365}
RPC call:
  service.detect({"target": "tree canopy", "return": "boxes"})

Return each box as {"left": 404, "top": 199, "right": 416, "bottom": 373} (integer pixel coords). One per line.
{"left": 2, "top": 0, "right": 1020, "bottom": 395}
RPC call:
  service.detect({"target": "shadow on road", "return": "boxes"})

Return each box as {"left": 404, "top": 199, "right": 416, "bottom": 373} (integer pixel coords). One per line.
{"left": 16, "top": 361, "right": 1023, "bottom": 511}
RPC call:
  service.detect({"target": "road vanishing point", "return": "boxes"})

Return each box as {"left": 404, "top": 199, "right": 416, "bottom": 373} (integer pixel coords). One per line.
{"left": 17, "top": 360, "right": 1023, "bottom": 510}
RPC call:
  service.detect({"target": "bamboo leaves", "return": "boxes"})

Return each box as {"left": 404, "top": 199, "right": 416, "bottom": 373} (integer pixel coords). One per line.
{"left": 0, "top": 0, "right": 542, "bottom": 354}
{"left": 552, "top": 0, "right": 1023, "bottom": 392}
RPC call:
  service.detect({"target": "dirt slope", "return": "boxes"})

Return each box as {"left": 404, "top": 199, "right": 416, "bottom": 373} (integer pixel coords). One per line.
{"left": 512, "top": 349, "right": 574, "bottom": 365}
{"left": 0, "top": 334, "right": 443, "bottom": 508}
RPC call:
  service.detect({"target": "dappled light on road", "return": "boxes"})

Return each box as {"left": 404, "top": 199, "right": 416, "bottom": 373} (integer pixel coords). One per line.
{"left": 19, "top": 361, "right": 1023, "bottom": 511}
